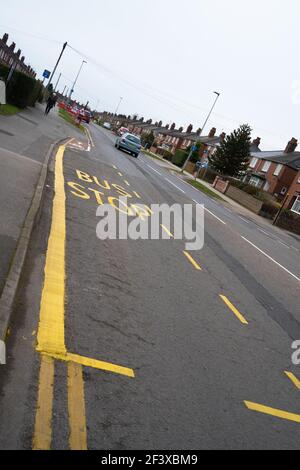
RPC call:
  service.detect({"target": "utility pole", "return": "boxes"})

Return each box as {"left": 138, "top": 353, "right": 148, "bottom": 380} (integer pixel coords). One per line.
{"left": 62, "top": 85, "right": 67, "bottom": 96}
{"left": 47, "top": 42, "right": 67, "bottom": 90}
{"left": 182, "top": 91, "right": 221, "bottom": 173}
{"left": 115, "top": 97, "right": 123, "bottom": 115}
{"left": 54, "top": 73, "right": 62, "bottom": 92}
{"left": 69, "top": 60, "right": 87, "bottom": 101}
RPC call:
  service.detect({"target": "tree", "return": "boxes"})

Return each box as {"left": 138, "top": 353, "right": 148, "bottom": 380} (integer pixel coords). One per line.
{"left": 142, "top": 131, "right": 155, "bottom": 149}
{"left": 209, "top": 124, "right": 252, "bottom": 177}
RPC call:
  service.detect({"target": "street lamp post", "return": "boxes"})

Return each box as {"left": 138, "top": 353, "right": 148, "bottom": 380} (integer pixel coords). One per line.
{"left": 181, "top": 91, "right": 221, "bottom": 173}
{"left": 68, "top": 60, "right": 87, "bottom": 101}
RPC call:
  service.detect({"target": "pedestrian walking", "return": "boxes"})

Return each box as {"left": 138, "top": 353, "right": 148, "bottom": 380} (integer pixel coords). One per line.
{"left": 45, "top": 93, "right": 57, "bottom": 115}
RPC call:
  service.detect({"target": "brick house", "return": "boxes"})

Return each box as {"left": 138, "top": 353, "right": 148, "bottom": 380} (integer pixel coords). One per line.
{"left": 284, "top": 169, "right": 300, "bottom": 214}
{"left": 0, "top": 33, "right": 36, "bottom": 78}
{"left": 153, "top": 124, "right": 225, "bottom": 156}
{"left": 244, "top": 138, "right": 300, "bottom": 201}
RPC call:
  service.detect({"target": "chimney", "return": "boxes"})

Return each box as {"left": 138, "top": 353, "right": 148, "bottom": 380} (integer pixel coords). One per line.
{"left": 284, "top": 138, "right": 298, "bottom": 154}
{"left": 219, "top": 132, "right": 226, "bottom": 141}
{"left": 165, "top": 124, "right": 170, "bottom": 129}
{"left": 252, "top": 137, "right": 261, "bottom": 147}
{"left": 196, "top": 128, "right": 202, "bottom": 135}
{"left": 16, "top": 49, "right": 21, "bottom": 59}
{"left": 186, "top": 124, "right": 193, "bottom": 134}
{"left": 171, "top": 123, "right": 176, "bottom": 130}
{"left": 158, "top": 120, "right": 163, "bottom": 127}
{"left": 9, "top": 42, "right": 16, "bottom": 52}
{"left": 178, "top": 126, "right": 183, "bottom": 133}
{"left": 208, "top": 127, "right": 217, "bottom": 138}
{"left": 2, "top": 33, "right": 8, "bottom": 44}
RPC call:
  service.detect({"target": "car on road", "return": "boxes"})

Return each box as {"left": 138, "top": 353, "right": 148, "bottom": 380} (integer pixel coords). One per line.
{"left": 115, "top": 133, "right": 142, "bottom": 158}
{"left": 118, "top": 126, "right": 129, "bottom": 136}
{"left": 103, "top": 122, "right": 112, "bottom": 130}
{"left": 79, "top": 109, "right": 92, "bottom": 124}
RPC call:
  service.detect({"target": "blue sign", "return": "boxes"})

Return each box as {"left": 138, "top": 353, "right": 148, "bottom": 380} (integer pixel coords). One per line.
{"left": 43, "top": 69, "right": 51, "bottom": 79}
{"left": 192, "top": 145, "right": 197, "bottom": 152}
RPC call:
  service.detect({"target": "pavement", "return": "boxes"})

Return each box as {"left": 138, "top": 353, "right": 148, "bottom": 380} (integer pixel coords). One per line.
{"left": 0, "top": 104, "right": 84, "bottom": 295}
{"left": 0, "top": 120, "right": 299, "bottom": 450}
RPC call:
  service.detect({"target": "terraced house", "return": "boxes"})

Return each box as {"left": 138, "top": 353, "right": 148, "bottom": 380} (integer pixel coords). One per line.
{"left": 245, "top": 137, "right": 300, "bottom": 210}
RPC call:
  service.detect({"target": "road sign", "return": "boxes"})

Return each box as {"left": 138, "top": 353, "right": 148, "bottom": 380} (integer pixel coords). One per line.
{"left": 43, "top": 69, "right": 51, "bottom": 79}
{"left": 192, "top": 145, "right": 197, "bottom": 152}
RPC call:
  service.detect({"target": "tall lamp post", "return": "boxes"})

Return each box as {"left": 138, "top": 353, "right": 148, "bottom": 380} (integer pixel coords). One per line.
{"left": 182, "top": 91, "right": 221, "bottom": 173}
{"left": 69, "top": 60, "right": 87, "bottom": 101}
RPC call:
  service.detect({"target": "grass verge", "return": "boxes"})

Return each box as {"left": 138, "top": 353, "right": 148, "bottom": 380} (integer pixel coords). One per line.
{"left": 0, "top": 104, "right": 21, "bottom": 116}
{"left": 186, "top": 179, "right": 226, "bottom": 201}
{"left": 58, "top": 108, "right": 85, "bottom": 133}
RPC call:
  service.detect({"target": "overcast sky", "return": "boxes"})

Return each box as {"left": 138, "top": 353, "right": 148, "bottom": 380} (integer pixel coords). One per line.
{"left": 1, "top": 0, "right": 300, "bottom": 149}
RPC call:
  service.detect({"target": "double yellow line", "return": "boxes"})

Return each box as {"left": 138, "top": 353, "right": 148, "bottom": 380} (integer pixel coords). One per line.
{"left": 33, "top": 144, "right": 134, "bottom": 451}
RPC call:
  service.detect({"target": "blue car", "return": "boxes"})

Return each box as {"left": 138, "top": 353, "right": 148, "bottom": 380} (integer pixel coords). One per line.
{"left": 115, "top": 133, "right": 142, "bottom": 158}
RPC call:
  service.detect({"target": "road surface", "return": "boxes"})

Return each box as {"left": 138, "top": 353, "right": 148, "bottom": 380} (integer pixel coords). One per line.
{"left": 0, "top": 123, "right": 299, "bottom": 450}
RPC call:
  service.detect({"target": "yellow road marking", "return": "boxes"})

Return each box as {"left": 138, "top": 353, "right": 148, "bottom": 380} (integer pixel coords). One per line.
{"left": 33, "top": 355, "right": 55, "bottom": 450}
{"left": 34, "top": 144, "right": 135, "bottom": 449}
{"left": 113, "top": 165, "right": 118, "bottom": 170}
{"left": 161, "top": 225, "right": 174, "bottom": 238}
{"left": 68, "top": 362, "right": 87, "bottom": 450}
{"left": 124, "top": 180, "right": 130, "bottom": 187}
{"left": 133, "top": 191, "right": 141, "bottom": 199}
{"left": 220, "top": 295, "right": 249, "bottom": 325}
{"left": 285, "top": 372, "right": 300, "bottom": 390}
{"left": 36, "top": 144, "right": 67, "bottom": 356}
{"left": 245, "top": 401, "right": 300, "bottom": 424}
{"left": 183, "top": 251, "right": 202, "bottom": 271}
{"left": 118, "top": 172, "right": 123, "bottom": 177}
{"left": 44, "top": 352, "right": 135, "bottom": 378}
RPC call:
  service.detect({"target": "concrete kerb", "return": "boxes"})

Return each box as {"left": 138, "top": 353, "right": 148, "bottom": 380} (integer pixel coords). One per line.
{"left": 0, "top": 137, "right": 70, "bottom": 344}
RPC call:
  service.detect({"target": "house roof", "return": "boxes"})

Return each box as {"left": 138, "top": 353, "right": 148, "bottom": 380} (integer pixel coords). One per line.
{"left": 251, "top": 151, "right": 300, "bottom": 171}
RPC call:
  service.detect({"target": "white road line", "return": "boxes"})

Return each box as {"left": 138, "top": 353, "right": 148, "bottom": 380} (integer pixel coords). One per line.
{"left": 258, "top": 228, "right": 271, "bottom": 236}
{"left": 241, "top": 236, "right": 300, "bottom": 283}
{"left": 239, "top": 216, "right": 250, "bottom": 224}
{"left": 146, "top": 164, "right": 162, "bottom": 175}
{"left": 277, "top": 240, "right": 290, "bottom": 249}
{"left": 204, "top": 208, "right": 227, "bottom": 225}
{"left": 165, "top": 178, "right": 186, "bottom": 194}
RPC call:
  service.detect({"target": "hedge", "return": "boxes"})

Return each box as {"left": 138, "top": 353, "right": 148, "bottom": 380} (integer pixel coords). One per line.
{"left": 0, "top": 64, "right": 43, "bottom": 109}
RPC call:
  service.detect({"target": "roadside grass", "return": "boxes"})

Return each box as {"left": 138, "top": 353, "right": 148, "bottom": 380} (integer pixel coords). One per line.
{"left": 142, "top": 149, "right": 165, "bottom": 161}
{"left": 58, "top": 108, "right": 85, "bottom": 133}
{"left": 186, "top": 179, "right": 226, "bottom": 202}
{"left": 0, "top": 104, "right": 21, "bottom": 116}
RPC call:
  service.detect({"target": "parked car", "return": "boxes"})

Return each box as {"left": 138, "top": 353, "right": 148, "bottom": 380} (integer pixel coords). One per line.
{"left": 115, "top": 133, "right": 142, "bottom": 158}
{"left": 79, "top": 109, "right": 92, "bottom": 124}
{"left": 118, "top": 127, "right": 129, "bottom": 136}
{"left": 103, "top": 122, "right": 112, "bottom": 130}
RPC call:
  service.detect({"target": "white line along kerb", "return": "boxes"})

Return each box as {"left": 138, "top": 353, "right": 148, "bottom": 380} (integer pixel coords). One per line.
{"left": 0, "top": 340, "right": 6, "bottom": 365}
{"left": 241, "top": 236, "right": 300, "bottom": 283}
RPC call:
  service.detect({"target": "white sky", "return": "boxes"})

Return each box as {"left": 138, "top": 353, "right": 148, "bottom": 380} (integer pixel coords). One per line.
{"left": 1, "top": 0, "right": 300, "bottom": 149}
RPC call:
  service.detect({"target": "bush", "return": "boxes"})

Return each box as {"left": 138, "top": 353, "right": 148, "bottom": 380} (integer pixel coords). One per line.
{"left": 162, "top": 150, "right": 173, "bottom": 161}
{"left": 259, "top": 201, "right": 280, "bottom": 220}
{"left": 172, "top": 149, "right": 188, "bottom": 167}
{"left": 0, "top": 64, "right": 41, "bottom": 108}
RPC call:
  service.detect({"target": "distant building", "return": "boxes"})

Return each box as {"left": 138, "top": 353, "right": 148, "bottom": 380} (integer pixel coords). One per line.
{"left": 0, "top": 33, "right": 36, "bottom": 78}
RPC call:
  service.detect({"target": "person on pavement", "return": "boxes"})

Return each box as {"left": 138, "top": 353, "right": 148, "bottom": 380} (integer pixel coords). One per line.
{"left": 45, "top": 93, "right": 57, "bottom": 115}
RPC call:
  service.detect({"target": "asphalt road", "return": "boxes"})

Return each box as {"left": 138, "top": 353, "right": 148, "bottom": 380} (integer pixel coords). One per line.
{"left": 0, "top": 122, "right": 299, "bottom": 450}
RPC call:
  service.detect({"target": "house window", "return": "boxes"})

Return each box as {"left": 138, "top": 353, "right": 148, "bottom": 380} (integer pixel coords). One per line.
{"left": 249, "top": 157, "right": 258, "bottom": 168}
{"left": 291, "top": 195, "right": 300, "bottom": 214}
{"left": 249, "top": 176, "right": 263, "bottom": 188}
{"left": 273, "top": 164, "right": 283, "bottom": 177}
{"left": 262, "top": 161, "right": 271, "bottom": 173}
{"left": 264, "top": 181, "right": 270, "bottom": 192}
